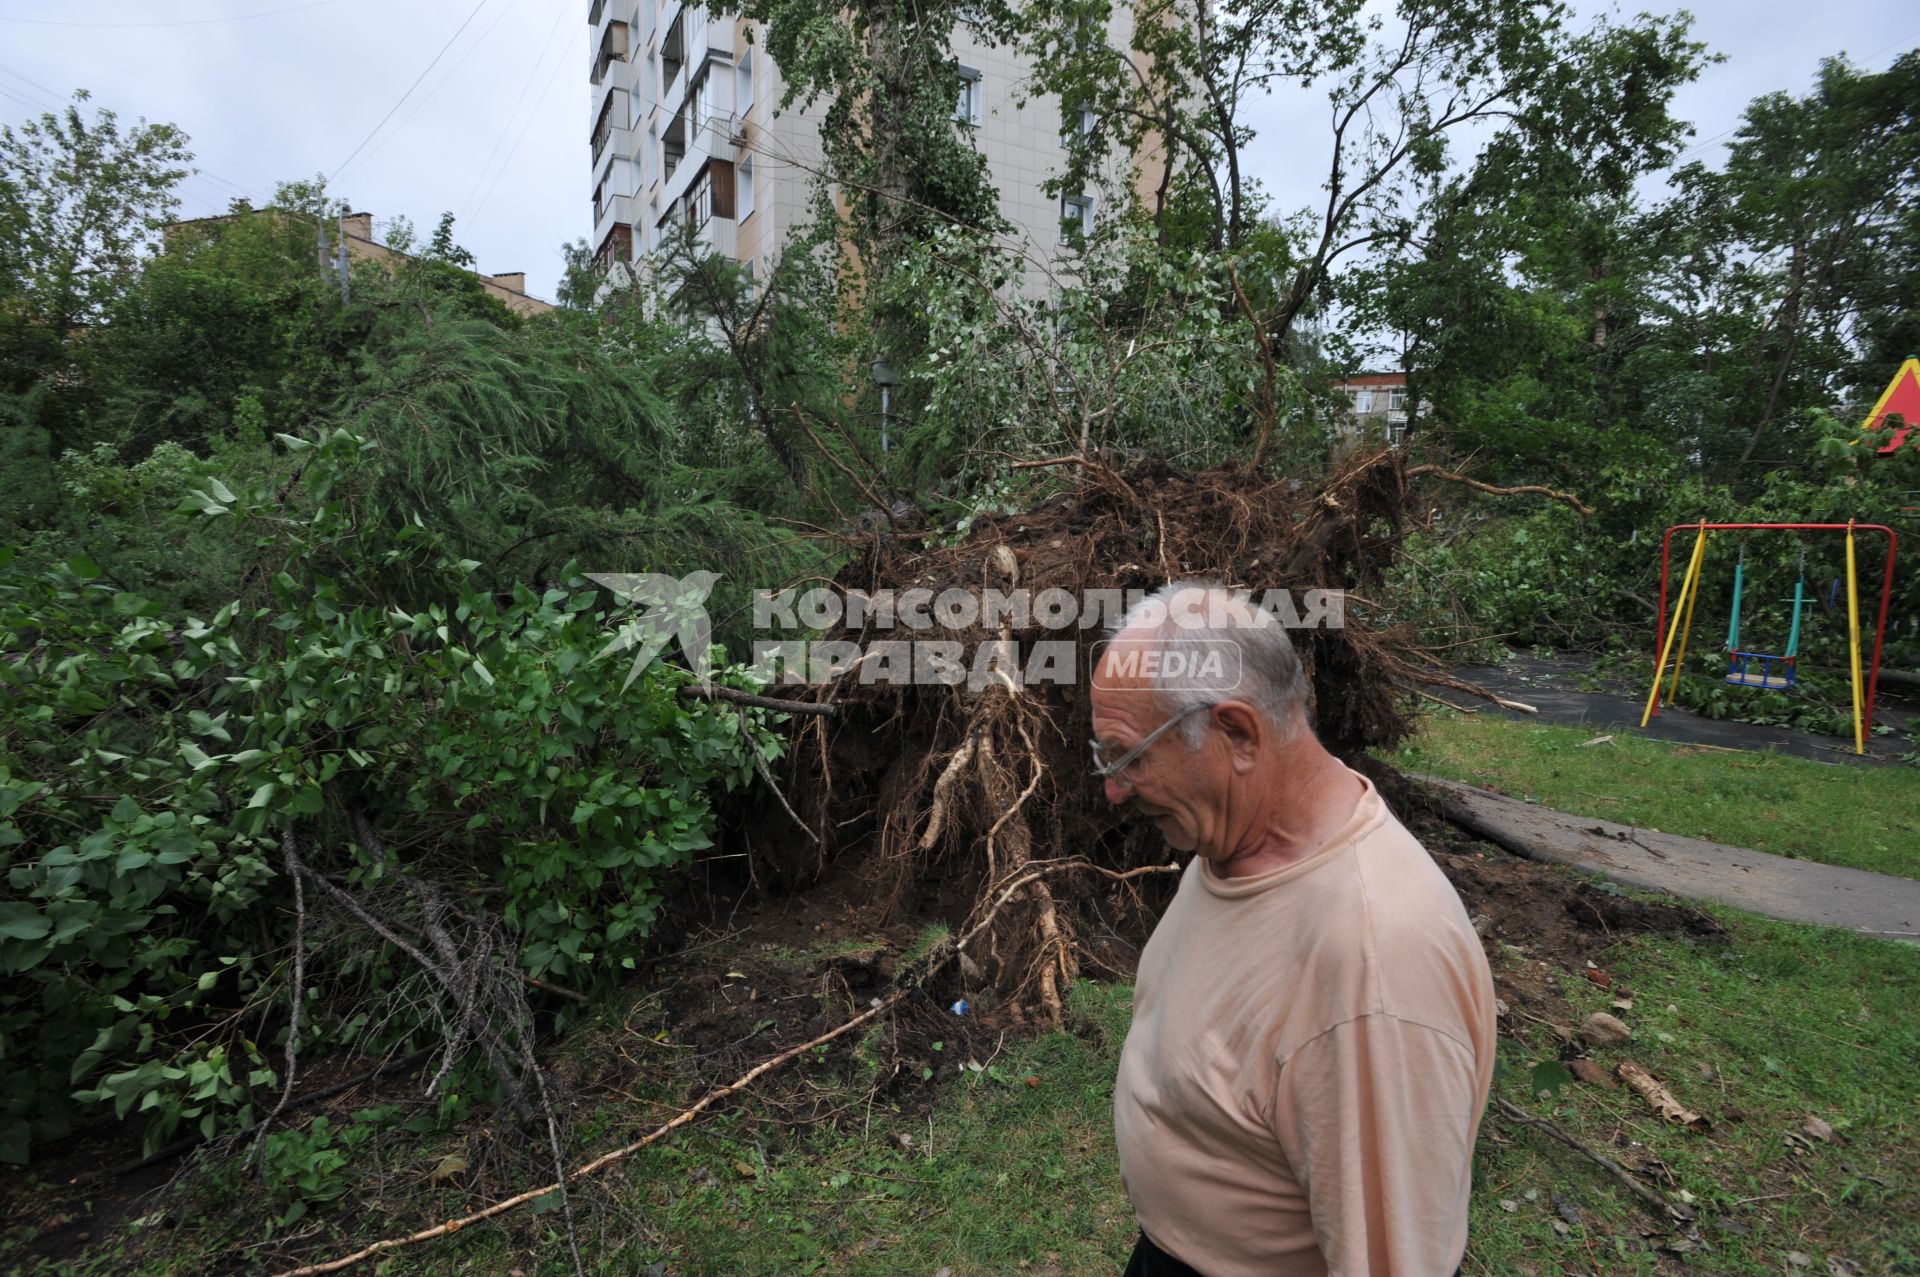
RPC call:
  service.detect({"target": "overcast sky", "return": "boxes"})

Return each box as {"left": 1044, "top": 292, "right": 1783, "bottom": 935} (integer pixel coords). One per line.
{"left": 1, "top": 0, "right": 1915, "bottom": 305}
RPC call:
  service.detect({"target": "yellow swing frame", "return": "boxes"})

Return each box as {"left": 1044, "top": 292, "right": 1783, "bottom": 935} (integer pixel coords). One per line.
{"left": 1641, "top": 521, "right": 1888, "bottom": 755}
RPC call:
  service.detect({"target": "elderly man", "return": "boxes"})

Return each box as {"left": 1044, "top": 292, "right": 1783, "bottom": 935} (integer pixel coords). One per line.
{"left": 1093, "top": 582, "right": 1495, "bottom": 1277}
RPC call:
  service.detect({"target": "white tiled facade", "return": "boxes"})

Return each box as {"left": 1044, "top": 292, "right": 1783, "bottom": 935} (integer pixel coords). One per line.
{"left": 588, "top": 0, "right": 1141, "bottom": 292}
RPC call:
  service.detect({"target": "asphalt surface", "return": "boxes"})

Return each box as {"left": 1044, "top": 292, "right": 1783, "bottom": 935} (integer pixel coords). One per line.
{"left": 1450, "top": 652, "right": 1916, "bottom": 766}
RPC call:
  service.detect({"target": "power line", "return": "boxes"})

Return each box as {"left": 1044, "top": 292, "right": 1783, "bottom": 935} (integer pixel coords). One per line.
{"left": 458, "top": 3, "right": 575, "bottom": 228}
{"left": 463, "top": 15, "right": 578, "bottom": 236}
{"left": 332, "top": 0, "right": 520, "bottom": 187}
{"left": 329, "top": 0, "right": 494, "bottom": 184}
{"left": 0, "top": 0, "right": 345, "bottom": 29}
{"left": 0, "top": 65, "right": 269, "bottom": 209}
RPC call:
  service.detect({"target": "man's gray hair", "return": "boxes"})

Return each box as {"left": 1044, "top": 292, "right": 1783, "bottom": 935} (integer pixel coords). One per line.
{"left": 1110, "top": 580, "right": 1312, "bottom": 746}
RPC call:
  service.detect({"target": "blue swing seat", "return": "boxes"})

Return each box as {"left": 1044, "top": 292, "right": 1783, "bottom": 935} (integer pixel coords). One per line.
{"left": 1726, "top": 650, "right": 1796, "bottom": 689}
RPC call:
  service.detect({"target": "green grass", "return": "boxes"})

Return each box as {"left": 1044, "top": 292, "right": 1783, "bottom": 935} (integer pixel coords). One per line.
{"left": 385, "top": 982, "right": 1141, "bottom": 1277}
{"left": 19, "top": 916, "right": 1917, "bottom": 1277}
{"left": 406, "top": 916, "right": 1917, "bottom": 1277}
{"left": 18, "top": 725, "right": 1920, "bottom": 1277}
{"left": 1467, "top": 910, "right": 1920, "bottom": 1276}
{"left": 1393, "top": 712, "right": 1920, "bottom": 879}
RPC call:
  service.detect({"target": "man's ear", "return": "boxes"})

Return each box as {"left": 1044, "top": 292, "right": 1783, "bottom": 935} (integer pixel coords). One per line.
{"left": 1211, "top": 701, "right": 1265, "bottom": 768}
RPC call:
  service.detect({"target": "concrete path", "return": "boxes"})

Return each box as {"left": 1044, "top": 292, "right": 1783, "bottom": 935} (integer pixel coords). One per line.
{"left": 1419, "top": 775, "right": 1920, "bottom": 944}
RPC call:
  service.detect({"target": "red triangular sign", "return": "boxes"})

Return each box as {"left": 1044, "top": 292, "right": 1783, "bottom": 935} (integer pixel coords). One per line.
{"left": 1861, "top": 357, "right": 1920, "bottom": 454}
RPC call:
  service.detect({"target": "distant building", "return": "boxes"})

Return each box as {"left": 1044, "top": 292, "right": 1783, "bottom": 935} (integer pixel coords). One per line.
{"left": 163, "top": 209, "right": 555, "bottom": 316}
{"left": 1332, "top": 371, "right": 1422, "bottom": 447}
{"left": 587, "top": 0, "right": 1152, "bottom": 292}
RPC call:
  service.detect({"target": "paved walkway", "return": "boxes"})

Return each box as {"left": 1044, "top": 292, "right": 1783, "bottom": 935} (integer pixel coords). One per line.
{"left": 1452, "top": 653, "right": 1914, "bottom": 766}
{"left": 1419, "top": 775, "right": 1920, "bottom": 944}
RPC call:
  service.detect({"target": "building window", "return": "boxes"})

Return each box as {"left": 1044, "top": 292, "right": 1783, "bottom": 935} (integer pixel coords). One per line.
{"left": 955, "top": 67, "right": 982, "bottom": 126}
{"left": 691, "top": 66, "right": 714, "bottom": 136}
{"left": 1059, "top": 193, "right": 1093, "bottom": 243}
{"left": 737, "top": 155, "right": 755, "bottom": 221}
{"left": 689, "top": 159, "right": 737, "bottom": 228}
{"left": 1386, "top": 388, "right": 1407, "bottom": 412}
{"left": 1060, "top": 102, "right": 1095, "bottom": 147}
{"left": 1352, "top": 389, "right": 1374, "bottom": 414}
{"left": 737, "top": 48, "right": 754, "bottom": 115}
{"left": 661, "top": 12, "right": 685, "bottom": 86}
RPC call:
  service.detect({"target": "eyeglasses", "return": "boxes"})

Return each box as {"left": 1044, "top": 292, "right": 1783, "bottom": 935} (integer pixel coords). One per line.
{"left": 1090, "top": 702, "right": 1215, "bottom": 790}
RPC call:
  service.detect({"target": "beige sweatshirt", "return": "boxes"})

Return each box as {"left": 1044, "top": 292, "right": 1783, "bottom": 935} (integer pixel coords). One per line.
{"left": 1114, "top": 774, "right": 1496, "bottom": 1277}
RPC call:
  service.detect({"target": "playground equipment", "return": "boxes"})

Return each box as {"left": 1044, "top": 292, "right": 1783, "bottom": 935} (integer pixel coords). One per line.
{"left": 1642, "top": 521, "right": 1898, "bottom": 755}
{"left": 1723, "top": 545, "right": 1811, "bottom": 689}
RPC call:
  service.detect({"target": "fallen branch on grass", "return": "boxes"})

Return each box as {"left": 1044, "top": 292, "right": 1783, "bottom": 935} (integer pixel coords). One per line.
{"left": 1492, "top": 1096, "right": 1686, "bottom": 1220}
{"left": 1617, "top": 1060, "right": 1710, "bottom": 1132}
{"left": 268, "top": 856, "right": 1179, "bottom": 1277}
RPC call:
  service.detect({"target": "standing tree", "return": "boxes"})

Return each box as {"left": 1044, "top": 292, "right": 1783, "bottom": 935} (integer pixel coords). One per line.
{"left": 0, "top": 90, "right": 192, "bottom": 475}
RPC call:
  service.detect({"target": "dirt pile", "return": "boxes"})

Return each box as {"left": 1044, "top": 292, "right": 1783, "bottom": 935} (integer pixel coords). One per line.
{"left": 748, "top": 449, "right": 1474, "bottom": 1021}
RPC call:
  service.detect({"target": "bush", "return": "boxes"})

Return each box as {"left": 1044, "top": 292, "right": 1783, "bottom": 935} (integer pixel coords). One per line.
{"left": 0, "top": 430, "right": 779, "bottom": 1163}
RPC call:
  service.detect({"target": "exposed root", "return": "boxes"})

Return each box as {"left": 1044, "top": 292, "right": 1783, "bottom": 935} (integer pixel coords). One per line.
{"left": 915, "top": 732, "right": 979, "bottom": 854}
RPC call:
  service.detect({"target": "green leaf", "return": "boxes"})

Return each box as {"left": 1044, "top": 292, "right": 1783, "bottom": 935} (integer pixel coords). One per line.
{"left": 0, "top": 902, "right": 51, "bottom": 942}
{"left": 110, "top": 795, "right": 142, "bottom": 823}
{"left": 67, "top": 555, "right": 102, "bottom": 580}
{"left": 205, "top": 477, "right": 237, "bottom": 503}
{"left": 1529, "top": 1060, "right": 1576, "bottom": 1098}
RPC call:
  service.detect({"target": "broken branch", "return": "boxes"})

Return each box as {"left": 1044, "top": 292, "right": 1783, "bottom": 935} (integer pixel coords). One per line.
{"left": 1406, "top": 465, "right": 1593, "bottom": 516}
{"left": 677, "top": 685, "right": 836, "bottom": 716}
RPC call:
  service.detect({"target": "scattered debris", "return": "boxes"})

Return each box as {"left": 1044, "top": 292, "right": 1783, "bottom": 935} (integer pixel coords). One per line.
{"left": 1551, "top": 1189, "right": 1584, "bottom": 1226}
{"left": 1617, "top": 1060, "right": 1710, "bottom": 1132}
{"left": 1579, "top": 1012, "right": 1634, "bottom": 1048}
{"left": 1568, "top": 1059, "right": 1615, "bottom": 1088}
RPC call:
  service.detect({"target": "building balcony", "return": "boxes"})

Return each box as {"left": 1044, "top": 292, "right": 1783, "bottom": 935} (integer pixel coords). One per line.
{"left": 590, "top": 88, "right": 631, "bottom": 166}
{"left": 695, "top": 211, "right": 735, "bottom": 260}
{"left": 593, "top": 192, "right": 633, "bottom": 249}
{"left": 657, "top": 9, "right": 736, "bottom": 119}
{"left": 592, "top": 20, "right": 629, "bottom": 86}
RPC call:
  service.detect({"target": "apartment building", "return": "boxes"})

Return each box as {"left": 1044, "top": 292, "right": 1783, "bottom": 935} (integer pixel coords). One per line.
{"left": 1332, "top": 372, "right": 1422, "bottom": 447}
{"left": 587, "top": 0, "right": 1140, "bottom": 290}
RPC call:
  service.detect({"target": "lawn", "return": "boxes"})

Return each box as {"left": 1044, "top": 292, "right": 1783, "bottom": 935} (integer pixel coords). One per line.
{"left": 100, "top": 903, "right": 1895, "bottom": 1277}
{"left": 372, "top": 912, "right": 1919, "bottom": 1277}
{"left": 1393, "top": 711, "right": 1920, "bottom": 879}
{"left": 13, "top": 723, "right": 1920, "bottom": 1277}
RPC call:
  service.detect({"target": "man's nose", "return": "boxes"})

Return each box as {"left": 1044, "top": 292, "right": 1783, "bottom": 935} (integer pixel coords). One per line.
{"left": 1103, "top": 776, "right": 1131, "bottom": 805}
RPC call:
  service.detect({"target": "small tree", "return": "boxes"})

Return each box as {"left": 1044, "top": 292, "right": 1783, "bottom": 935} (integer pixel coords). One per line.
{"left": 0, "top": 90, "right": 192, "bottom": 466}
{"left": 0, "top": 90, "right": 192, "bottom": 360}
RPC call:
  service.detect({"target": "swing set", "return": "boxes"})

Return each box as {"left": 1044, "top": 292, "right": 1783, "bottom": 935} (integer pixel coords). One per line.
{"left": 1641, "top": 521, "right": 1899, "bottom": 755}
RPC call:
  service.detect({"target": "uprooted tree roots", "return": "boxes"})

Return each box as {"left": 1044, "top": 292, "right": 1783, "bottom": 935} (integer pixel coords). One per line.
{"left": 751, "top": 448, "right": 1519, "bottom": 1023}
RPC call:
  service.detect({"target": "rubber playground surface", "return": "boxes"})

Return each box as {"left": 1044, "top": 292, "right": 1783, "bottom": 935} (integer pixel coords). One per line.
{"left": 1450, "top": 652, "right": 1916, "bottom": 766}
